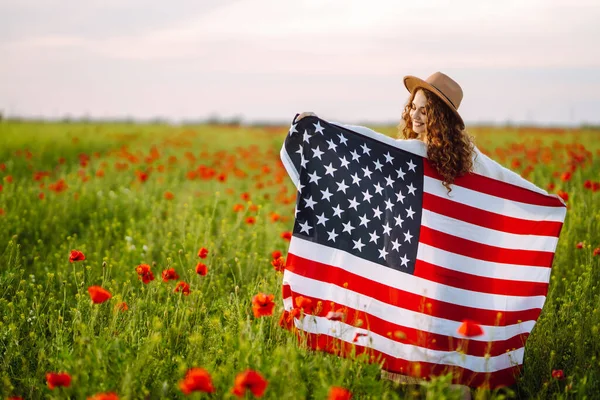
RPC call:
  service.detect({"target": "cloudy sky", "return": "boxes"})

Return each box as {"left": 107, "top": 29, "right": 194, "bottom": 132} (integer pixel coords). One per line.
{"left": 1, "top": 0, "right": 599, "bottom": 125}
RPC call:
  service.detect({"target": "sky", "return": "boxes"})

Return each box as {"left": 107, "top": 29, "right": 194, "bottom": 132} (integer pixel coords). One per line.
{"left": 1, "top": 0, "right": 599, "bottom": 125}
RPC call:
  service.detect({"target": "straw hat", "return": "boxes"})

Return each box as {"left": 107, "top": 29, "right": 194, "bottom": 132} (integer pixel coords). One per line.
{"left": 403, "top": 71, "right": 465, "bottom": 129}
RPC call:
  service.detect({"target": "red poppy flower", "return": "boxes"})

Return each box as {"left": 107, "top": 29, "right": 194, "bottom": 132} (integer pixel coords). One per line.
{"left": 198, "top": 247, "right": 209, "bottom": 259}
{"left": 546, "top": 182, "right": 555, "bottom": 191}
{"left": 295, "top": 296, "right": 313, "bottom": 314}
{"left": 164, "top": 191, "right": 175, "bottom": 200}
{"left": 352, "top": 332, "right": 368, "bottom": 342}
{"left": 231, "top": 370, "right": 268, "bottom": 398}
{"left": 271, "top": 250, "right": 282, "bottom": 259}
{"left": 241, "top": 192, "right": 251, "bottom": 201}
{"left": 556, "top": 190, "right": 569, "bottom": 202}
{"left": 87, "top": 392, "right": 119, "bottom": 400}
{"left": 457, "top": 319, "right": 484, "bottom": 337}
{"left": 39, "top": 192, "right": 45, "bottom": 200}
{"left": 252, "top": 293, "right": 275, "bottom": 318}
{"left": 245, "top": 216, "right": 256, "bottom": 225}
{"left": 233, "top": 203, "right": 245, "bottom": 212}
{"left": 135, "top": 170, "right": 149, "bottom": 183}
{"left": 326, "top": 309, "right": 346, "bottom": 321}
{"left": 46, "top": 372, "right": 71, "bottom": 389}
{"left": 69, "top": 250, "right": 86, "bottom": 263}
{"left": 115, "top": 302, "right": 128, "bottom": 312}
{"left": 592, "top": 182, "right": 600, "bottom": 192}
{"left": 281, "top": 231, "right": 292, "bottom": 241}
{"left": 161, "top": 268, "right": 180, "bottom": 282}
{"left": 328, "top": 386, "right": 352, "bottom": 400}
{"left": 576, "top": 242, "right": 584, "bottom": 249}
{"left": 271, "top": 257, "right": 285, "bottom": 273}
{"left": 270, "top": 212, "right": 281, "bottom": 222}
{"left": 174, "top": 281, "right": 190, "bottom": 295}
{"left": 248, "top": 204, "right": 259, "bottom": 213}
{"left": 594, "top": 247, "right": 600, "bottom": 257}
{"left": 7, "top": 396, "right": 23, "bottom": 400}
{"left": 135, "top": 264, "right": 155, "bottom": 284}
{"left": 88, "top": 286, "right": 112, "bottom": 304}
{"left": 560, "top": 172, "right": 572, "bottom": 182}
{"left": 179, "top": 367, "right": 215, "bottom": 394}
{"left": 551, "top": 369, "right": 564, "bottom": 380}
{"left": 584, "top": 180, "right": 593, "bottom": 189}
{"left": 195, "top": 262, "right": 208, "bottom": 276}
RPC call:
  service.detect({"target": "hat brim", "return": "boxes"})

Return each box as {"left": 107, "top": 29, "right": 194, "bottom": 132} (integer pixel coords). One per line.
{"left": 403, "top": 75, "right": 465, "bottom": 129}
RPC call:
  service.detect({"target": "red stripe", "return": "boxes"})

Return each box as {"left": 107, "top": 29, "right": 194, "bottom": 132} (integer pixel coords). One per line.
{"left": 423, "top": 161, "right": 565, "bottom": 208}
{"left": 296, "top": 331, "right": 521, "bottom": 388}
{"left": 423, "top": 192, "right": 563, "bottom": 237}
{"left": 419, "top": 226, "right": 555, "bottom": 267}
{"left": 286, "top": 290, "right": 529, "bottom": 357}
{"left": 414, "top": 259, "right": 549, "bottom": 297}
{"left": 286, "top": 253, "right": 541, "bottom": 326}
{"left": 282, "top": 284, "right": 292, "bottom": 299}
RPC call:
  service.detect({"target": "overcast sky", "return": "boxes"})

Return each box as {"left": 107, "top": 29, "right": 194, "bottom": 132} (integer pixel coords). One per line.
{"left": 1, "top": 0, "right": 599, "bottom": 125}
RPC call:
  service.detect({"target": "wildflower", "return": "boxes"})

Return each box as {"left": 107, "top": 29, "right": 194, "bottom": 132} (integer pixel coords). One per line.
{"left": 328, "top": 387, "right": 352, "bottom": 400}
{"left": 48, "top": 178, "right": 68, "bottom": 193}
{"left": 174, "top": 281, "right": 190, "bottom": 295}
{"left": 248, "top": 204, "right": 259, "bottom": 213}
{"left": 594, "top": 247, "right": 600, "bottom": 257}
{"left": 46, "top": 372, "right": 71, "bottom": 389}
{"left": 87, "top": 392, "right": 119, "bottom": 400}
{"left": 551, "top": 369, "right": 564, "bottom": 380}
{"left": 241, "top": 192, "right": 251, "bottom": 201}
{"left": 135, "top": 170, "right": 149, "bottom": 183}
{"left": 161, "top": 268, "right": 179, "bottom": 282}
{"left": 195, "top": 262, "right": 208, "bottom": 276}
{"left": 245, "top": 216, "right": 256, "bottom": 224}
{"left": 560, "top": 172, "right": 572, "bottom": 182}
{"left": 198, "top": 247, "right": 209, "bottom": 259}
{"left": 69, "top": 250, "right": 86, "bottom": 263}
{"left": 88, "top": 286, "right": 112, "bottom": 304}
{"left": 295, "top": 296, "right": 313, "bottom": 314}
{"left": 556, "top": 190, "right": 568, "bottom": 202}
{"left": 233, "top": 203, "right": 244, "bottom": 212}
{"left": 232, "top": 370, "right": 268, "bottom": 398}
{"left": 252, "top": 293, "right": 275, "bottom": 318}
{"left": 179, "top": 367, "right": 215, "bottom": 395}
{"left": 271, "top": 257, "right": 285, "bottom": 272}
{"left": 281, "top": 231, "right": 292, "bottom": 241}
{"left": 271, "top": 250, "right": 282, "bottom": 259}
{"left": 547, "top": 182, "right": 555, "bottom": 191}
{"left": 584, "top": 179, "right": 593, "bottom": 189}
{"left": 135, "top": 264, "right": 155, "bottom": 284}
{"left": 164, "top": 191, "right": 175, "bottom": 200}
{"left": 457, "top": 319, "right": 484, "bottom": 337}
{"left": 352, "top": 332, "right": 368, "bottom": 342}
{"left": 326, "top": 309, "right": 346, "bottom": 321}
{"left": 576, "top": 242, "right": 584, "bottom": 249}
{"left": 115, "top": 302, "right": 128, "bottom": 312}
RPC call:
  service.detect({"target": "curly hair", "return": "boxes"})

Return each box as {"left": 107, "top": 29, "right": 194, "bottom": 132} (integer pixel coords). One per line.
{"left": 398, "top": 88, "right": 476, "bottom": 193}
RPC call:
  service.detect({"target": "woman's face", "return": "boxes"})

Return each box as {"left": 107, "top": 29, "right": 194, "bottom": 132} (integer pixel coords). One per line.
{"left": 410, "top": 89, "right": 427, "bottom": 136}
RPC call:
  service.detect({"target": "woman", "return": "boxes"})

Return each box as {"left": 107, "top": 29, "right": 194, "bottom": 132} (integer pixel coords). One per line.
{"left": 295, "top": 71, "right": 474, "bottom": 399}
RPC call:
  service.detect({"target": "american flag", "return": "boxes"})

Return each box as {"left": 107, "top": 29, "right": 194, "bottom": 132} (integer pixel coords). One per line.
{"left": 278, "top": 115, "right": 567, "bottom": 388}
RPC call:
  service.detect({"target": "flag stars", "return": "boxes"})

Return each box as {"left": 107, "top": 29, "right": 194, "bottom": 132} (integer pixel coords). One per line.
{"left": 324, "top": 163, "right": 337, "bottom": 177}
{"left": 348, "top": 197, "right": 360, "bottom": 211}
{"left": 384, "top": 198, "right": 394, "bottom": 211}
{"left": 400, "top": 254, "right": 410, "bottom": 267}
{"left": 350, "top": 149, "right": 361, "bottom": 161}
{"left": 289, "top": 123, "right": 298, "bottom": 135}
{"left": 406, "top": 206, "right": 416, "bottom": 219}
{"left": 391, "top": 239, "right": 401, "bottom": 251}
{"left": 327, "top": 228, "right": 339, "bottom": 242}
{"left": 384, "top": 152, "right": 394, "bottom": 164}
{"left": 337, "top": 133, "right": 348, "bottom": 145}
{"left": 316, "top": 212, "right": 329, "bottom": 226}
{"left": 396, "top": 167, "right": 406, "bottom": 180}
{"left": 360, "top": 143, "right": 372, "bottom": 156}
{"left": 336, "top": 180, "right": 349, "bottom": 194}
{"left": 299, "top": 220, "right": 313, "bottom": 235}
{"left": 312, "top": 146, "right": 324, "bottom": 160}
{"left": 403, "top": 230, "right": 413, "bottom": 244}
{"left": 407, "top": 183, "right": 417, "bottom": 195}
{"left": 373, "top": 159, "right": 383, "bottom": 171}
{"left": 351, "top": 173, "right": 362, "bottom": 186}
{"left": 308, "top": 170, "right": 321, "bottom": 184}
{"left": 320, "top": 187, "right": 333, "bottom": 201}
{"left": 372, "top": 206, "right": 383, "bottom": 219}
{"left": 382, "top": 223, "right": 392, "bottom": 235}
{"left": 362, "top": 189, "right": 373, "bottom": 203}
{"left": 332, "top": 204, "right": 344, "bottom": 218}
{"left": 342, "top": 221, "right": 355, "bottom": 234}
{"left": 362, "top": 166, "right": 373, "bottom": 179}
{"left": 384, "top": 175, "right": 394, "bottom": 187}
{"left": 352, "top": 238, "right": 365, "bottom": 252}
{"left": 378, "top": 247, "right": 389, "bottom": 259}
{"left": 303, "top": 196, "right": 317, "bottom": 209}
{"left": 394, "top": 214, "right": 405, "bottom": 227}
{"left": 326, "top": 139, "right": 338, "bottom": 151}
{"left": 396, "top": 190, "right": 406, "bottom": 204}
{"left": 368, "top": 230, "right": 380, "bottom": 243}
{"left": 374, "top": 182, "right": 384, "bottom": 195}
{"left": 303, "top": 130, "right": 311, "bottom": 143}
{"left": 359, "top": 214, "right": 371, "bottom": 228}
{"left": 313, "top": 121, "right": 325, "bottom": 134}
{"left": 407, "top": 159, "right": 417, "bottom": 172}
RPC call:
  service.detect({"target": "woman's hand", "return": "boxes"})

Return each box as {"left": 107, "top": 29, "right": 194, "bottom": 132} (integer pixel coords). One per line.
{"left": 295, "top": 112, "right": 318, "bottom": 122}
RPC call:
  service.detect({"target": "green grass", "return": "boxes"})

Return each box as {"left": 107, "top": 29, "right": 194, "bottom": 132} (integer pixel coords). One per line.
{"left": 0, "top": 121, "right": 599, "bottom": 399}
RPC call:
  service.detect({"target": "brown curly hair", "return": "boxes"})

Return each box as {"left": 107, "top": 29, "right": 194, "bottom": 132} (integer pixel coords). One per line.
{"left": 398, "top": 88, "right": 476, "bottom": 193}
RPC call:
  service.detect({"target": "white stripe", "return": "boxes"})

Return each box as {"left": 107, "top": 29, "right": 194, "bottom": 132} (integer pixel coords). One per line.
{"left": 283, "top": 297, "right": 293, "bottom": 310}
{"left": 290, "top": 237, "right": 546, "bottom": 311}
{"left": 279, "top": 145, "right": 301, "bottom": 191}
{"left": 294, "top": 315, "right": 524, "bottom": 372}
{"left": 417, "top": 243, "right": 551, "bottom": 283}
{"left": 424, "top": 176, "right": 566, "bottom": 223}
{"left": 283, "top": 269, "right": 535, "bottom": 342}
{"left": 421, "top": 209, "right": 558, "bottom": 252}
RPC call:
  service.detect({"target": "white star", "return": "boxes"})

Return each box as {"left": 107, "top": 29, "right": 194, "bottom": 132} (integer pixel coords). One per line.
{"left": 384, "top": 175, "right": 394, "bottom": 187}
{"left": 332, "top": 204, "right": 344, "bottom": 218}
{"left": 303, "top": 196, "right": 317, "bottom": 209}
{"left": 337, "top": 133, "right": 348, "bottom": 145}
{"left": 299, "top": 220, "right": 312, "bottom": 235}
{"left": 342, "top": 221, "right": 355, "bottom": 234}
{"left": 300, "top": 155, "right": 308, "bottom": 168}
{"left": 360, "top": 143, "right": 371, "bottom": 156}
{"left": 384, "top": 198, "right": 394, "bottom": 211}
{"left": 327, "top": 228, "right": 339, "bottom": 242}
{"left": 391, "top": 239, "right": 401, "bottom": 251}
{"left": 350, "top": 149, "right": 361, "bottom": 161}
{"left": 303, "top": 130, "right": 311, "bottom": 143}
{"left": 316, "top": 212, "right": 329, "bottom": 226}
{"left": 308, "top": 170, "right": 321, "bottom": 184}
{"left": 372, "top": 206, "right": 382, "bottom": 219}
{"left": 362, "top": 166, "right": 373, "bottom": 179}
{"left": 336, "top": 180, "right": 349, "bottom": 194}
{"left": 362, "top": 189, "right": 373, "bottom": 203}
{"left": 374, "top": 183, "right": 384, "bottom": 195}
{"left": 351, "top": 173, "right": 362, "bottom": 186}
{"left": 396, "top": 167, "right": 406, "bottom": 180}
{"left": 407, "top": 183, "right": 417, "bottom": 195}
{"left": 382, "top": 223, "right": 392, "bottom": 235}
{"left": 378, "top": 247, "right": 389, "bottom": 259}
{"left": 400, "top": 254, "right": 410, "bottom": 267}
{"left": 384, "top": 152, "right": 394, "bottom": 164}
{"left": 394, "top": 214, "right": 404, "bottom": 227}
{"left": 407, "top": 159, "right": 417, "bottom": 172}
{"left": 289, "top": 123, "right": 298, "bottom": 135}
{"left": 298, "top": 182, "right": 305, "bottom": 193}
{"left": 373, "top": 159, "right": 383, "bottom": 171}
{"left": 406, "top": 206, "right": 415, "bottom": 219}
{"left": 352, "top": 238, "right": 365, "bottom": 252}
{"left": 326, "top": 139, "right": 338, "bottom": 151}
{"left": 395, "top": 190, "right": 405, "bottom": 204}
{"left": 339, "top": 156, "right": 350, "bottom": 169}
{"left": 368, "top": 230, "right": 380, "bottom": 243}
{"left": 294, "top": 206, "right": 299, "bottom": 217}
{"left": 312, "top": 146, "right": 324, "bottom": 160}
{"left": 295, "top": 145, "right": 303, "bottom": 156}
{"left": 324, "top": 163, "right": 337, "bottom": 177}
{"left": 348, "top": 197, "right": 360, "bottom": 210}
{"left": 321, "top": 187, "right": 333, "bottom": 202}
{"left": 403, "top": 230, "right": 413, "bottom": 243}
{"left": 359, "top": 214, "right": 371, "bottom": 227}
{"left": 313, "top": 121, "right": 325, "bottom": 134}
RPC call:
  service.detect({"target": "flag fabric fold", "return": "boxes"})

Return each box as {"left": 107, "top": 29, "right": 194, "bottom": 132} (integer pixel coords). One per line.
{"left": 279, "top": 115, "right": 567, "bottom": 388}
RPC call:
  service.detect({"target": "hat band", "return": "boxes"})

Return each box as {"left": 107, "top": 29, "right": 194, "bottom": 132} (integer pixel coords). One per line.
{"left": 428, "top": 82, "right": 457, "bottom": 109}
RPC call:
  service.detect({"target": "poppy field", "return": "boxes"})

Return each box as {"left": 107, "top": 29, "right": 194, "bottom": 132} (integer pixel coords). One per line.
{"left": 0, "top": 121, "right": 599, "bottom": 399}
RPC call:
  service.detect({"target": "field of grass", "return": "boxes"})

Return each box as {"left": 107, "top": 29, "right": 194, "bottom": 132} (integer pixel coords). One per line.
{"left": 0, "top": 120, "right": 599, "bottom": 399}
